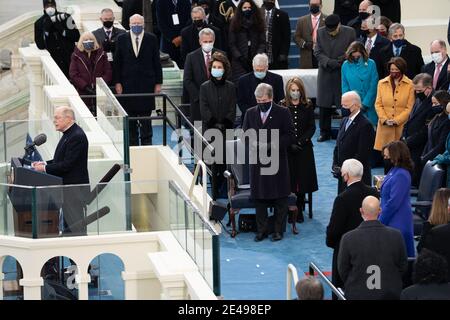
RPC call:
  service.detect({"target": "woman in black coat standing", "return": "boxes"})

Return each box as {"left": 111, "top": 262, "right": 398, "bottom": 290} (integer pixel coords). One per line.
{"left": 280, "top": 77, "right": 318, "bottom": 230}
{"left": 228, "top": 0, "right": 266, "bottom": 83}
{"left": 200, "top": 52, "right": 236, "bottom": 199}
{"left": 421, "top": 91, "right": 450, "bottom": 165}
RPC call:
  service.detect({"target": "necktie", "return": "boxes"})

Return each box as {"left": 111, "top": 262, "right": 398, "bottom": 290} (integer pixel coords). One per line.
{"left": 366, "top": 38, "right": 372, "bottom": 55}
{"left": 261, "top": 112, "right": 268, "bottom": 124}
{"left": 345, "top": 118, "right": 352, "bottom": 131}
{"left": 205, "top": 53, "right": 211, "bottom": 78}
{"left": 135, "top": 36, "right": 139, "bottom": 55}
{"left": 433, "top": 63, "right": 442, "bottom": 89}
{"left": 106, "top": 30, "right": 111, "bottom": 40}
{"left": 312, "top": 15, "right": 318, "bottom": 44}
{"left": 395, "top": 46, "right": 400, "bottom": 57}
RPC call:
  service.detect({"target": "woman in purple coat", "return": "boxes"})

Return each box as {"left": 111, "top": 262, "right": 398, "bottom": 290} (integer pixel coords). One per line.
{"left": 69, "top": 31, "right": 112, "bottom": 115}
{"left": 380, "top": 141, "right": 415, "bottom": 257}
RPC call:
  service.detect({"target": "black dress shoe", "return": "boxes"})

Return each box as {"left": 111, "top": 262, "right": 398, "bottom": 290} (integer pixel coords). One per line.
{"left": 317, "top": 135, "right": 330, "bottom": 142}
{"left": 271, "top": 232, "right": 282, "bottom": 241}
{"left": 254, "top": 233, "right": 267, "bottom": 242}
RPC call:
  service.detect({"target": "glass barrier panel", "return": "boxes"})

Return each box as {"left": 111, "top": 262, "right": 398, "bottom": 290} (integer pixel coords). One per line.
{"left": 1, "top": 183, "right": 35, "bottom": 237}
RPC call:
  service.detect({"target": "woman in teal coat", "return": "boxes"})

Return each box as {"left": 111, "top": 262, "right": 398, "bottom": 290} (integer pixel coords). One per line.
{"left": 341, "top": 41, "right": 379, "bottom": 126}
{"left": 433, "top": 130, "right": 450, "bottom": 187}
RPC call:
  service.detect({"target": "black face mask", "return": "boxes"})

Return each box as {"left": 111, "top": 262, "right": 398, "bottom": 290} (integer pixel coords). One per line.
{"left": 416, "top": 91, "right": 427, "bottom": 101}
{"left": 383, "top": 159, "right": 392, "bottom": 168}
{"left": 432, "top": 104, "right": 444, "bottom": 113}
{"left": 263, "top": 1, "right": 275, "bottom": 11}
{"left": 310, "top": 5, "right": 320, "bottom": 14}
{"left": 103, "top": 20, "right": 114, "bottom": 29}
{"left": 359, "top": 12, "right": 370, "bottom": 21}
{"left": 243, "top": 9, "right": 253, "bottom": 18}
{"left": 360, "top": 29, "right": 370, "bottom": 37}
{"left": 193, "top": 20, "right": 205, "bottom": 29}
{"left": 258, "top": 102, "right": 272, "bottom": 113}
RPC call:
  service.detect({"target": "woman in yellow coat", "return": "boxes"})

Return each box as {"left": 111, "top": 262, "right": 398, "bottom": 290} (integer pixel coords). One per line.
{"left": 374, "top": 57, "right": 415, "bottom": 171}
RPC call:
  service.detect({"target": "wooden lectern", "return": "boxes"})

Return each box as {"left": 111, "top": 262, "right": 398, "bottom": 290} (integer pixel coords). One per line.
{"left": 8, "top": 157, "right": 63, "bottom": 238}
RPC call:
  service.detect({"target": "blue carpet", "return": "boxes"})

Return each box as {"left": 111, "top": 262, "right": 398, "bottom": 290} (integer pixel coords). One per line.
{"left": 218, "top": 120, "right": 384, "bottom": 300}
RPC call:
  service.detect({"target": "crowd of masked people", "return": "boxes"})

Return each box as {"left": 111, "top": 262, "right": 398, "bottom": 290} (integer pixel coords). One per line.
{"left": 33, "top": 0, "right": 450, "bottom": 299}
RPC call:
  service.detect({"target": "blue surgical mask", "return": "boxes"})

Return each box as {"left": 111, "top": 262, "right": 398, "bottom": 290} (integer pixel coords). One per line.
{"left": 211, "top": 68, "right": 224, "bottom": 78}
{"left": 131, "top": 25, "right": 143, "bottom": 35}
{"left": 254, "top": 71, "right": 266, "bottom": 80}
{"left": 83, "top": 40, "right": 95, "bottom": 51}
{"left": 393, "top": 39, "right": 405, "bottom": 47}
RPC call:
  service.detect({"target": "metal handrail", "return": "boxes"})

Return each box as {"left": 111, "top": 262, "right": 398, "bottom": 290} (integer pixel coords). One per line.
{"left": 189, "top": 160, "right": 209, "bottom": 219}
{"left": 309, "top": 262, "right": 346, "bottom": 300}
{"left": 286, "top": 264, "right": 300, "bottom": 300}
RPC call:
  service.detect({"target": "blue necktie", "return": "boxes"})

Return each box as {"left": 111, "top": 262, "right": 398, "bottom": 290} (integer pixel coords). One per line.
{"left": 345, "top": 118, "right": 352, "bottom": 131}
{"left": 395, "top": 47, "right": 401, "bottom": 57}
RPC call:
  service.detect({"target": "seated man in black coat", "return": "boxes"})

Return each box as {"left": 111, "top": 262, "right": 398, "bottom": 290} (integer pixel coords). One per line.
{"left": 326, "top": 158, "right": 379, "bottom": 299}
{"left": 237, "top": 53, "right": 284, "bottom": 125}
{"left": 181, "top": 6, "right": 222, "bottom": 66}
{"left": 338, "top": 195, "right": 408, "bottom": 300}
{"left": 377, "top": 23, "right": 424, "bottom": 80}
{"left": 32, "top": 106, "right": 89, "bottom": 236}
{"left": 421, "top": 222, "right": 450, "bottom": 280}
{"left": 401, "top": 73, "right": 437, "bottom": 187}
{"left": 333, "top": 91, "right": 375, "bottom": 194}
{"left": 422, "top": 40, "right": 450, "bottom": 91}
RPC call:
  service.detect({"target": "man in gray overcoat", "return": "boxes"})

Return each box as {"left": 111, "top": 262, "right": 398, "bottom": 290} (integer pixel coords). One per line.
{"left": 314, "top": 14, "right": 356, "bottom": 142}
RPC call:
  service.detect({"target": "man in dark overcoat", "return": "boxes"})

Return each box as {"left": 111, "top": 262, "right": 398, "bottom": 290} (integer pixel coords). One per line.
{"left": 242, "top": 83, "right": 295, "bottom": 242}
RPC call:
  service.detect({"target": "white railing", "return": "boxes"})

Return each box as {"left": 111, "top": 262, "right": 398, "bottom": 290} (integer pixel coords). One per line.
{"left": 0, "top": 231, "right": 216, "bottom": 300}
{"left": 286, "top": 263, "right": 299, "bottom": 300}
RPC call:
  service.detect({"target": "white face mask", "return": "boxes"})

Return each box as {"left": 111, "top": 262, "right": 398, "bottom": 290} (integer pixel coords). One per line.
{"left": 431, "top": 52, "right": 444, "bottom": 64}
{"left": 201, "top": 43, "right": 213, "bottom": 53}
{"left": 45, "top": 7, "right": 56, "bottom": 16}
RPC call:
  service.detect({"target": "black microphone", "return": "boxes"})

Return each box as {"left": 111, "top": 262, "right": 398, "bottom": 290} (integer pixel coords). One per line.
{"left": 24, "top": 133, "right": 47, "bottom": 152}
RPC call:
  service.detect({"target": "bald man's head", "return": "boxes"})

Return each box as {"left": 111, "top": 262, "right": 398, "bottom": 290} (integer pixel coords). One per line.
{"left": 360, "top": 196, "right": 380, "bottom": 220}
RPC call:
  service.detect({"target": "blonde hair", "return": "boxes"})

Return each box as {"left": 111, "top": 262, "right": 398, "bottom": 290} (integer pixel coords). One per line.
{"left": 76, "top": 32, "right": 100, "bottom": 52}
{"left": 428, "top": 188, "right": 450, "bottom": 226}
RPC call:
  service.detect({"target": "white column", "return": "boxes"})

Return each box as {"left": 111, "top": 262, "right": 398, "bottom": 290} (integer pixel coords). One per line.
{"left": 122, "top": 270, "right": 159, "bottom": 300}
{"left": 19, "top": 277, "right": 43, "bottom": 300}
{"left": 0, "top": 272, "right": 4, "bottom": 300}
{"left": 75, "top": 273, "right": 91, "bottom": 300}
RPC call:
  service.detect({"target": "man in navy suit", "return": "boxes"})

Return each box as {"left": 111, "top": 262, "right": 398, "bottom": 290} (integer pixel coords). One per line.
{"left": 243, "top": 83, "right": 295, "bottom": 242}
{"left": 33, "top": 106, "right": 89, "bottom": 235}
{"left": 333, "top": 91, "right": 375, "bottom": 194}
{"left": 237, "top": 53, "right": 285, "bottom": 125}
{"left": 422, "top": 40, "right": 450, "bottom": 91}
{"left": 156, "top": 0, "right": 192, "bottom": 67}
{"left": 401, "top": 73, "right": 437, "bottom": 187}
{"left": 114, "top": 14, "right": 163, "bottom": 146}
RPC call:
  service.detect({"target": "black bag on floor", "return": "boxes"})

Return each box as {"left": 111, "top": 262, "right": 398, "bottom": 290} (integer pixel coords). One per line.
{"left": 238, "top": 214, "right": 257, "bottom": 232}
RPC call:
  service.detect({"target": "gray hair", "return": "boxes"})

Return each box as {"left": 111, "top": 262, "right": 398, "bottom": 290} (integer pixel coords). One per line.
{"left": 100, "top": 8, "right": 114, "bottom": 15}
{"left": 413, "top": 73, "right": 433, "bottom": 88}
{"left": 130, "top": 14, "right": 144, "bottom": 24}
{"left": 56, "top": 106, "right": 75, "bottom": 120}
{"left": 296, "top": 276, "right": 324, "bottom": 300}
{"left": 341, "top": 159, "right": 363, "bottom": 178}
{"left": 191, "top": 6, "right": 206, "bottom": 17}
{"left": 388, "top": 23, "right": 405, "bottom": 37}
{"left": 199, "top": 27, "right": 215, "bottom": 40}
{"left": 252, "top": 53, "right": 269, "bottom": 67}
{"left": 431, "top": 39, "right": 447, "bottom": 50}
{"left": 254, "top": 83, "right": 273, "bottom": 99}
{"left": 342, "top": 91, "right": 362, "bottom": 107}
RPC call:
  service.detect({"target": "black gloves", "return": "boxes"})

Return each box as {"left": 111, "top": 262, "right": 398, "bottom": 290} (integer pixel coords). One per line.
{"left": 331, "top": 165, "right": 341, "bottom": 179}
{"left": 278, "top": 54, "right": 288, "bottom": 62}
{"left": 303, "top": 41, "right": 313, "bottom": 50}
{"left": 85, "top": 86, "right": 96, "bottom": 95}
{"left": 43, "top": 16, "right": 53, "bottom": 32}
{"left": 214, "top": 123, "right": 225, "bottom": 131}
{"left": 328, "top": 59, "right": 340, "bottom": 69}
{"left": 289, "top": 143, "right": 303, "bottom": 153}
